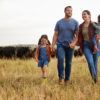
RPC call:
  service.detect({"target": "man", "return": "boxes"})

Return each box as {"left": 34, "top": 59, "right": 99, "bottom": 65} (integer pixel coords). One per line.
{"left": 52, "top": 6, "right": 79, "bottom": 84}
{"left": 96, "top": 15, "right": 100, "bottom": 40}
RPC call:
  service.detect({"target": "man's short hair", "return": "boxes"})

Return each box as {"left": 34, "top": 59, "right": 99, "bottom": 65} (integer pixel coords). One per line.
{"left": 64, "top": 6, "right": 72, "bottom": 11}
{"left": 98, "top": 15, "right": 100, "bottom": 22}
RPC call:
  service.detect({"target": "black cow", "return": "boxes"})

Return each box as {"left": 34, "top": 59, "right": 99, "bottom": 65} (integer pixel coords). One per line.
{"left": 0, "top": 46, "right": 39, "bottom": 59}
{"left": 0, "top": 46, "right": 16, "bottom": 58}
{"left": 16, "top": 47, "right": 32, "bottom": 59}
{"left": 0, "top": 47, "right": 3, "bottom": 58}
{"left": 74, "top": 49, "right": 83, "bottom": 57}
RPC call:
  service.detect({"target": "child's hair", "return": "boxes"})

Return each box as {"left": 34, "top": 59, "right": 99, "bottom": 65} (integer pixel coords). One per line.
{"left": 38, "top": 34, "right": 51, "bottom": 45}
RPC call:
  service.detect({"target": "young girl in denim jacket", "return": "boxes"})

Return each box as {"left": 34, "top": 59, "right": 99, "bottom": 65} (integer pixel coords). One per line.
{"left": 35, "top": 35, "right": 51, "bottom": 78}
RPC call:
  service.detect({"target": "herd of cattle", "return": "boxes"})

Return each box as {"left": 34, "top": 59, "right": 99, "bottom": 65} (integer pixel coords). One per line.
{"left": 0, "top": 46, "right": 35, "bottom": 59}
{"left": 0, "top": 46, "right": 83, "bottom": 59}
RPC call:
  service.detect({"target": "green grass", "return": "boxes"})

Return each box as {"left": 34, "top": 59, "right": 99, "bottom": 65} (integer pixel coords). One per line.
{"left": 0, "top": 57, "right": 100, "bottom": 100}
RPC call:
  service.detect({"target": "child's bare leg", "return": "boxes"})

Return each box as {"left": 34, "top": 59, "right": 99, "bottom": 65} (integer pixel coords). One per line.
{"left": 41, "top": 65, "right": 48, "bottom": 78}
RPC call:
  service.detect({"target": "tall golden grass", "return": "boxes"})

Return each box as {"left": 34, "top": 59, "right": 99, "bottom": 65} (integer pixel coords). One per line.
{"left": 0, "top": 57, "right": 100, "bottom": 100}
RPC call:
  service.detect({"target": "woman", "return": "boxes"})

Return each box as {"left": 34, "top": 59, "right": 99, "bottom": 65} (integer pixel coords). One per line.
{"left": 78, "top": 10, "right": 98, "bottom": 83}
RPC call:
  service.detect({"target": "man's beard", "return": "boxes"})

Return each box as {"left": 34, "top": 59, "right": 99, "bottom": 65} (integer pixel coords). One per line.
{"left": 65, "top": 14, "right": 72, "bottom": 18}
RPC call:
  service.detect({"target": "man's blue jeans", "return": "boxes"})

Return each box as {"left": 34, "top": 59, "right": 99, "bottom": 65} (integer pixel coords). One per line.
{"left": 83, "top": 41, "right": 98, "bottom": 81}
{"left": 57, "top": 44, "right": 74, "bottom": 80}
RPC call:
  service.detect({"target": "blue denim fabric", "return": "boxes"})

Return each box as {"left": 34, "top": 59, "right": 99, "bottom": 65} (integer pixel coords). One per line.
{"left": 39, "top": 47, "right": 49, "bottom": 61}
{"left": 38, "top": 60, "right": 49, "bottom": 67}
{"left": 57, "top": 43, "right": 74, "bottom": 80}
{"left": 98, "top": 42, "right": 100, "bottom": 56}
{"left": 83, "top": 41, "right": 98, "bottom": 81}
{"left": 92, "top": 35, "right": 97, "bottom": 46}
{"left": 38, "top": 47, "right": 49, "bottom": 67}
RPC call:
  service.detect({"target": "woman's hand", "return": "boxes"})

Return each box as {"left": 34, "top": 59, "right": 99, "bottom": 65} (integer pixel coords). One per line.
{"left": 96, "top": 34, "right": 100, "bottom": 40}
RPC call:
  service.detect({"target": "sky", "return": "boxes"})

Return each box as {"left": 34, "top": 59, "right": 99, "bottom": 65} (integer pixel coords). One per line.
{"left": 0, "top": 0, "right": 100, "bottom": 46}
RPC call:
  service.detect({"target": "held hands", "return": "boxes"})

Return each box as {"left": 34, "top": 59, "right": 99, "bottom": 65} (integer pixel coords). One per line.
{"left": 69, "top": 41, "right": 76, "bottom": 49}
{"left": 69, "top": 37, "right": 78, "bottom": 49}
{"left": 51, "top": 45, "right": 56, "bottom": 58}
{"left": 51, "top": 45, "right": 55, "bottom": 52}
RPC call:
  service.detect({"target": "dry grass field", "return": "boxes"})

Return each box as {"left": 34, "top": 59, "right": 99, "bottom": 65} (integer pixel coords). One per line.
{"left": 0, "top": 57, "right": 100, "bottom": 100}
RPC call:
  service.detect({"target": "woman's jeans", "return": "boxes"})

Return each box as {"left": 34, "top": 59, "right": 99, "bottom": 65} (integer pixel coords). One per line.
{"left": 57, "top": 44, "right": 74, "bottom": 81}
{"left": 83, "top": 41, "right": 98, "bottom": 81}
